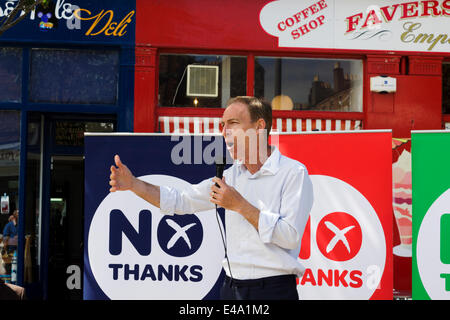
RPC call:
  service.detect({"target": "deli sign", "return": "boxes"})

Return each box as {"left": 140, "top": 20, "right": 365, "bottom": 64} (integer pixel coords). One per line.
{"left": 260, "top": 0, "right": 450, "bottom": 53}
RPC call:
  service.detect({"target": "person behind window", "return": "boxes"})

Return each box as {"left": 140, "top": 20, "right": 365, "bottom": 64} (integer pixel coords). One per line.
{"left": 2, "top": 210, "right": 18, "bottom": 275}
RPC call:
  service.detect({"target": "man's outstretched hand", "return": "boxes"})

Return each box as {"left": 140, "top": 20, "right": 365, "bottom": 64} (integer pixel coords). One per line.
{"left": 109, "top": 155, "right": 135, "bottom": 192}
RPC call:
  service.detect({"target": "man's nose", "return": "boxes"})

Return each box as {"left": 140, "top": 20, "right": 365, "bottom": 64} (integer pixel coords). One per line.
{"left": 221, "top": 125, "right": 231, "bottom": 137}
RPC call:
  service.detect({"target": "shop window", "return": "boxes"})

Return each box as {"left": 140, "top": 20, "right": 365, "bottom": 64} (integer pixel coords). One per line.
{"left": 159, "top": 54, "right": 247, "bottom": 108}
{"left": 53, "top": 120, "right": 115, "bottom": 147}
{"left": 254, "top": 57, "right": 363, "bottom": 112}
{"left": 0, "top": 110, "right": 20, "bottom": 284}
{"left": 0, "top": 48, "right": 22, "bottom": 103}
{"left": 443, "top": 63, "right": 450, "bottom": 114}
{"left": 29, "top": 49, "right": 119, "bottom": 105}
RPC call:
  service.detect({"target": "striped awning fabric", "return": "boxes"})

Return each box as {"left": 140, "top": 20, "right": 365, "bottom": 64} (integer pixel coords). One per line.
{"left": 158, "top": 116, "right": 362, "bottom": 134}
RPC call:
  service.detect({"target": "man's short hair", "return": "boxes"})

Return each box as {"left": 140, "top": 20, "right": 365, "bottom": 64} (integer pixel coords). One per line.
{"left": 226, "top": 96, "right": 272, "bottom": 136}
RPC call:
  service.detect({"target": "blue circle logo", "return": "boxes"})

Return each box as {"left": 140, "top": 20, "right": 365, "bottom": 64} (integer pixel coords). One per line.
{"left": 157, "top": 214, "right": 203, "bottom": 257}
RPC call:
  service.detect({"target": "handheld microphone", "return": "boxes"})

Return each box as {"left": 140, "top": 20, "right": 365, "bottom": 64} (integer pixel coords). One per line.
{"left": 215, "top": 157, "right": 226, "bottom": 187}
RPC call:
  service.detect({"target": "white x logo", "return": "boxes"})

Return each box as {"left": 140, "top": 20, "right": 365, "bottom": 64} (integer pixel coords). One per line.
{"left": 165, "top": 219, "right": 197, "bottom": 250}
{"left": 324, "top": 221, "right": 355, "bottom": 254}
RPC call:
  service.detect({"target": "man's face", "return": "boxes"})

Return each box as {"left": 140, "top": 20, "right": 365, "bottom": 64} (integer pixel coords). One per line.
{"left": 221, "top": 102, "right": 261, "bottom": 162}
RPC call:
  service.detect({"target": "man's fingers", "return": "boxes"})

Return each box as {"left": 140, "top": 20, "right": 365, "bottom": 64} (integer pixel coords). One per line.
{"left": 114, "top": 154, "right": 123, "bottom": 168}
{"left": 211, "top": 184, "right": 221, "bottom": 194}
{"left": 110, "top": 186, "right": 117, "bottom": 192}
{"left": 212, "top": 177, "right": 225, "bottom": 188}
{"left": 109, "top": 180, "right": 116, "bottom": 186}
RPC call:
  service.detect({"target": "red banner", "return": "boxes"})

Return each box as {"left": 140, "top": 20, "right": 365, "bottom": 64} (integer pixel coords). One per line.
{"left": 272, "top": 131, "right": 393, "bottom": 300}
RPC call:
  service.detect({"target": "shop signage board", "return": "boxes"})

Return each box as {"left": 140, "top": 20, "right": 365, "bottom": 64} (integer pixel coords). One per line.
{"left": 85, "top": 131, "right": 392, "bottom": 300}
{"left": 412, "top": 130, "right": 450, "bottom": 300}
{"left": 0, "top": 0, "right": 135, "bottom": 45}
{"left": 260, "top": 0, "right": 450, "bottom": 53}
{"left": 275, "top": 131, "right": 393, "bottom": 299}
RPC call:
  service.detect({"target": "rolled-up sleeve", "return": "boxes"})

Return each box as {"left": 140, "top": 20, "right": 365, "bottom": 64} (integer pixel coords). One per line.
{"left": 159, "top": 177, "right": 215, "bottom": 215}
{"left": 258, "top": 167, "right": 314, "bottom": 250}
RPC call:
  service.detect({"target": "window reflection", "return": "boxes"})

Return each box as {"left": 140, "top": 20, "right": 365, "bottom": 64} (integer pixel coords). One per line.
{"left": 159, "top": 54, "right": 247, "bottom": 108}
{"left": 0, "top": 48, "right": 22, "bottom": 103}
{"left": 29, "top": 49, "right": 119, "bottom": 105}
{"left": 255, "top": 57, "right": 363, "bottom": 112}
{"left": 0, "top": 110, "right": 20, "bottom": 284}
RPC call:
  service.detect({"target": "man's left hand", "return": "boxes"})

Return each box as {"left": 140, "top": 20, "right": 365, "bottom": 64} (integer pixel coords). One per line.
{"left": 210, "top": 177, "right": 245, "bottom": 212}
{"left": 210, "top": 177, "right": 260, "bottom": 230}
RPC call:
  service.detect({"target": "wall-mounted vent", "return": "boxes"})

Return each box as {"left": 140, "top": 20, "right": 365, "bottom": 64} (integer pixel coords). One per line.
{"left": 186, "top": 65, "right": 219, "bottom": 97}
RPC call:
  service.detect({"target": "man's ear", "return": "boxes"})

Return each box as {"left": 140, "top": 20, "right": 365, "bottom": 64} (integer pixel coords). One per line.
{"left": 256, "top": 118, "right": 266, "bottom": 132}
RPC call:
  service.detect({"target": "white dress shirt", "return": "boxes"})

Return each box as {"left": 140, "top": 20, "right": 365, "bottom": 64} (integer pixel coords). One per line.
{"left": 159, "top": 146, "right": 314, "bottom": 280}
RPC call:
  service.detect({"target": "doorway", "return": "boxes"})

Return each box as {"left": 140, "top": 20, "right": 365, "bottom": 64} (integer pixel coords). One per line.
{"left": 24, "top": 113, "right": 116, "bottom": 300}
{"left": 47, "top": 155, "right": 84, "bottom": 300}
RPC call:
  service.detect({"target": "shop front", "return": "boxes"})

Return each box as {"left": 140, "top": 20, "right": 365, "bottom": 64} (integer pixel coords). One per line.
{"left": 0, "top": 0, "right": 135, "bottom": 299}
{"left": 134, "top": 0, "right": 450, "bottom": 298}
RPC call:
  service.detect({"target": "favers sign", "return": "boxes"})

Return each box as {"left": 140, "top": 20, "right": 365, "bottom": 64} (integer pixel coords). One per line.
{"left": 260, "top": 0, "right": 450, "bottom": 53}
{"left": 275, "top": 131, "right": 393, "bottom": 299}
{"left": 84, "top": 134, "right": 227, "bottom": 300}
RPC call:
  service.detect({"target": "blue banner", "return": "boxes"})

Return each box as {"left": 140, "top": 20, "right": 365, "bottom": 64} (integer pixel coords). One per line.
{"left": 84, "top": 134, "right": 230, "bottom": 300}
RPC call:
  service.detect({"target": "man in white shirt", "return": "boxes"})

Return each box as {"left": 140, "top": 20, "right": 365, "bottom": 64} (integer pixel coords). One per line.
{"left": 109, "top": 96, "right": 314, "bottom": 300}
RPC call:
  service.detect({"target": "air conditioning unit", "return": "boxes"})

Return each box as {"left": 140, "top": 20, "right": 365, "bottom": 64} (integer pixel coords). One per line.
{"left": 186, "top": 64, "right": 219, "bottom": 97}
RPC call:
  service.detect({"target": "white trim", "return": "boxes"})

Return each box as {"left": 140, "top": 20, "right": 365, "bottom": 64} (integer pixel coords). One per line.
{"left": 86, "top": 129, "right": 390, "bottom": 137}
{"left": 271, "top": 129, "right": 391, "bottom": 135}
{"left": 325, "top": 119, "right": 331, "bottom": 131}
{"left": 411, "top": 130, "right": 450, "bottom": 134}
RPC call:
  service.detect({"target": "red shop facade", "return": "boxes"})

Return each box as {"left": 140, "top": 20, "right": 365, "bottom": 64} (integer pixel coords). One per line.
{"left": 133, "top": 0, "right": 450, "bottom": 298}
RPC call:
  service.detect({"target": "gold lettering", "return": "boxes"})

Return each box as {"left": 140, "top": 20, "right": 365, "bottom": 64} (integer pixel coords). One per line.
{"left": 104, "top": 22, "right": 117, "bottom": 36}
{"left": 400, "top": 22, "right": 421, "bottom": 42}
{"left": 73, "top": 8, "right": 134, "bottom": 37}
{"left": 400, "top": 21, "right": 450, "bottom": 51}
{"left": 115, "top": 10, "right": 135, "bottom": 37}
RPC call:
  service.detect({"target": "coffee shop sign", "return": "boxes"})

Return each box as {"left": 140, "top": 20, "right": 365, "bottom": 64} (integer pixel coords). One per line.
{"left": 0, "top": 0, "right": 134, "bottom": 37}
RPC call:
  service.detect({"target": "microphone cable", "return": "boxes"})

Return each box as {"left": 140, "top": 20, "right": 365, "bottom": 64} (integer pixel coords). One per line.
{"left": 215, "top": 203, "right": 234, "bottom": 282}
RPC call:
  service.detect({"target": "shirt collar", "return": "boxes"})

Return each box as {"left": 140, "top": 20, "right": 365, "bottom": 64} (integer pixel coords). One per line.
{"left": 235, "top": 146, "right": 281, "bottom": 177}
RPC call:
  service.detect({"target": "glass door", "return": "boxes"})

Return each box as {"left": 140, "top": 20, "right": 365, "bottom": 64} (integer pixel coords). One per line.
{"left": 23, "top": 113, "right": 115, "bottom": 300}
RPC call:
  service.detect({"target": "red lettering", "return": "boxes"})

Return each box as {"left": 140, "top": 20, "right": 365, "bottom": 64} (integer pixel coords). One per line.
{"left": 317, "top": 15, "right": 325, "bottom": 26}
{"left": 299, "top": 268, "right": 365, "bottom": 288}
{"left": 317, "top": 269, "right": 333, "bottom": 286}
{"left": 309, "top": 19, "right": 318, "bottom": 30}
{"left": 301, "top": 8, "right": 310, "bottom": 19}
{"left": 361, "top": 9, "right": 383, "bottom": 28}
{"left": 380, "top": 4, "right": 400, "bottom": 22}
{"left": 400, "top": 1, "right": 419, "bottom": 19}
{"left": 309, "top": 3, "right": 319, "bottom": 15}
{"left": 334, "top": 269, "right": 348, "bottom": 287}
{"left": 300, "top": 268, "right": 316, "bottom": 286}
{"left": 277, "top": 21, "right": 286, "bottom": 31}
{"left": 421, "top": 0, "right": 441, "bottom": 16}
{"left": 345, "top": 12, "right": 363, "bottom": 33}
{"left": 286, "top": 17, "right": 295, "bottom": 27}
{"left": 293, "top": 12, "right": 302, "bottom": 23}
{"left": 317, "top": 0, "right": 327, "bottom": 10}
{"left": 298, "top": 23, "right": 310, "bottom": 36}
{"left": 442, "top": 0, "right": 450, "bottom": 16}
{"left": 291, "top": 29, "right": 300, "bottom": 40}
{"left": 349, "top": 270, "right": 363, "bottom": 288}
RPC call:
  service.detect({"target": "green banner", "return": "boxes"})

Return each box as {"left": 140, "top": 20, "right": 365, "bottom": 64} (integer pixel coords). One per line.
{"left": 412, "top": 131, "right": 450, "bottom": 300}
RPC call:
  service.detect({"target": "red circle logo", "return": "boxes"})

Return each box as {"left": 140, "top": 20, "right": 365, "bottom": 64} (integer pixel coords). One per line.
{"left": 316, "top": 212, "right": 362, "bottom": 261}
